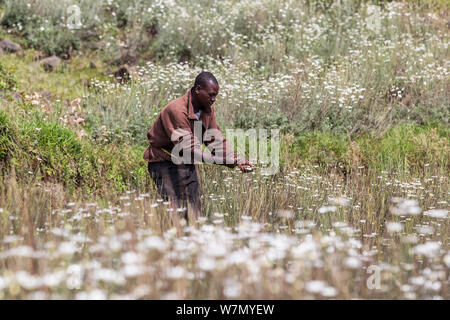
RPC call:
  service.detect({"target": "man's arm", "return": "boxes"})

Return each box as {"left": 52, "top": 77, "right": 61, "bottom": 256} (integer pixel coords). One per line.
{"left": 161, "top": 107, "right": 237, "bottom": 165}
{"left": 202, "top": 111, "right": 254, "bottom": 171}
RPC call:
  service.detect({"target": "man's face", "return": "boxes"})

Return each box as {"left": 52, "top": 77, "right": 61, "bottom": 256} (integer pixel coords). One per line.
{"left": 194, "top": 81, "right": 219, "bottom": 110}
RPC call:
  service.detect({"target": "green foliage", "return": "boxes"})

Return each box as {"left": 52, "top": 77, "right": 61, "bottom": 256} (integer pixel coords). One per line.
{"left": 83, "top": 80, "right": 164, "bottom": 146}
{"left": 0, "top": 0, "right": 448, "bottom": 195}
{"left": 292, "top": 131, "right": 349, "bottom": 168}
{"left": 234, "top": 110, "right": 294, "bottom": 134}
{"left": 0, "top": 106, "right": 150, "bottom": 194}
{"left": 0, "top": 110, "right": 15, "bottom": 161}
{"left": 364, "top": 123, "right": 449, "bottom": 170}
{"left": 1, "top": 50, "right": 108, "bottom": 102}
{"left": 84, "top": 102, "right": 156, "bottom": 147}
{"left": 25, "top": 27, "right": 82, "bottom": 57}
{"left": 1, "top": 0, "right": 101, "bottom": 57}
{"left": 288, "top": 123, "right": 449, "bottom": 172}
{"left": 0, "top": 61, "right": 17, "bottom": 91}
{"left": 0, "top": 0, "right": 29, "bottom": 28}
{"left": 18, "top": 112, "right": 84, "bottom": 180}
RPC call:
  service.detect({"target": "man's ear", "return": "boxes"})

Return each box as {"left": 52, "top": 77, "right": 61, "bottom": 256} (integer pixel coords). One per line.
{"left": 194, "top": 84, "right": 201, "bottom": 94}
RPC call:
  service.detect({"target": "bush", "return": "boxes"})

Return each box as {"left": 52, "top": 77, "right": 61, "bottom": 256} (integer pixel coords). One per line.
{"left": 0, "top": 61, "right": 17, "bottom": 91}
{"left": 0, "top": 105, "right": 150, "bottom": 194}
{"left": 233, "top": 110, "right": 294, "bottom": 134}
{"left": 0, "top": 110, "right": 15, "bottom": 162}
{"left": 1, "top": 0, "right": 102, "bottom": 57}
{"left": 288, "top": 123, "right": 449, "bottom": 172}
{"left": 363, "top": 123, "right": 449, "bottom": 170}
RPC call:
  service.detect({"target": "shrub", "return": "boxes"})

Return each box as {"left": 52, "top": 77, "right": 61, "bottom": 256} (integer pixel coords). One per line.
{"left": 0, "top": 105, "right": 150, "bottom": 194}
{"left": 0, "top": 61, "right": 17, "bottom": 91}
{"left": 0, "top": 110, "right": 15, "bottom": 162}
{"left": 1, "top": 0, "right": 102, "bottom": 57}
{"left": 288, "top": 123, "right": 449, "bottom": 172}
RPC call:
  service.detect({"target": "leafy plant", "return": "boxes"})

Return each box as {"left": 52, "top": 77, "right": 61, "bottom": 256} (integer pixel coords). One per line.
{"left": 0, "top": 61, "right": 17, "bottom": 91}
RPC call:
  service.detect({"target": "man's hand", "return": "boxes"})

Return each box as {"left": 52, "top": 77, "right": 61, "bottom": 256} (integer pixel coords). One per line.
{"left": 238, "top": 159, "right": 254, "bottom": 173}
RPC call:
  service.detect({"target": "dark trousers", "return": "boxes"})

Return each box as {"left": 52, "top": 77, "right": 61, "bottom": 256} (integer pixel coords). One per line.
{"left": 147, "top": 161, "right": 202, "bottom": 215}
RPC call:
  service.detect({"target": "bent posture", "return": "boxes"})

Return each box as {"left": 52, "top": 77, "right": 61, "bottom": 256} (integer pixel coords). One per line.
{"left": 144, "top": 72, "right": 253, "bottom": 223}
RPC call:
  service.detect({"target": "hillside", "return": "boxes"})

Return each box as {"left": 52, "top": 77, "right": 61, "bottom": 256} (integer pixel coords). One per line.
{"left": 0, "top": 0, "right": 448, "bottom": 300}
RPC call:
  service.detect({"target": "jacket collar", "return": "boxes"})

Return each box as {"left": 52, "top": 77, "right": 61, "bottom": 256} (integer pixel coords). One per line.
{"left": 186, "top": 89, "right": 197, "bottom": 120}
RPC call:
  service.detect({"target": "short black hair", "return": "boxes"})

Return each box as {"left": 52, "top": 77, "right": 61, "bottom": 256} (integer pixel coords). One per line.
{"left": 194, "top": 71, "right": 218, "bottom": 88}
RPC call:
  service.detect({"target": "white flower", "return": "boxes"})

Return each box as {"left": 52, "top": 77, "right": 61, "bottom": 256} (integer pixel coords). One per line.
{"left": 425, "top": 209, "right": 447, "bottom": 219}
{"left": 386, "top": 222, "right": 404, "bottom": 233}
{"left": 204, "top": 241, "right": 227, "bottom": 257}
{"left": 412, "top": 242, "right": 440, "bottom": 258}
{"left": 1, "top": 245, "right": 34, "bottom": 258}
{"left": 121, "top": 251, "right": 145, "bottom": 265}
{"left": 224, "top": 279, "right": 242, "bottom": 298}
{"left": 0, "top": 276, "right": 11, "bottom": 290}
{"left": 321, "top": 286, "right": 338, "bottom": 297}
{"left": 291, "top": 239, "right": 320, "bottom": 260}
{"left": 166, "top": 266, "right": 186, "bottom": 279}
{"left": 198, "top": 256, "right": 216, "bottom": 271}
{"left": 122, "top": 265, "right": 145, "bottom": 278}
{"left": 409, "top": 276, "right": 425, "bottom": 286}
{"left": 57, "top": 242, "right": 78, "bottom": 255}
{"left": 42, "top": 271, "right": 65, "bottom": 287}
{"left": 390, "top": 198, "right": 421, "bottom": 216}
{"left": 401, "top": 284, "right": 414, "bottom": 292}
{"left": 15, "top": 271, "right": 42, "bottom": 290}
{"left": 276, "top": 210, "right": 294, "bottom": 218}
{"left": 92, "top": 269, "right": 125, "bottom": 285}
{"left": 402, "top": 234, "right": 419, "bottom": 244}
{"left": 417, "top": 226, "right": 434, "bottom": 235}
{"left": 305, "top": 280, "right": 326, "bottom": 293}
{"left": 295, "top": 220, "right": 316, "bottom": 228}
{"left": 424, "top": 281, "right": 441, "bottom": 292}
{"left": 329, "top": 196, "right": 351, "bottom": 206}
{"left": 344, "top": 257, "right": 362, "bottom": 269}
{"left": 318, "top": 206, "right": 337, "bottom": 214}
{"left": 76, "top": 289, "right": 107, "bottom": 300}
{"left": 226, "top": 249, "right": 250, "bottom": 265}
{"left": 143, "top": 236, "right": 167, "bottom": 252}
{"left": 443, "top": 254, "right": 450, "bottom": 268}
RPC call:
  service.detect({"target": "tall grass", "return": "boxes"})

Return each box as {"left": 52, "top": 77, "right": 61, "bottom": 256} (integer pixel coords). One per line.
{"left": 0, "top": 154, "right": 447, "bottom": 299}
{"left": 0, "top": 106, "right": 150, "bottom": 195}
{"left": 0, "top": 0, "right": 448, "bottom": 300}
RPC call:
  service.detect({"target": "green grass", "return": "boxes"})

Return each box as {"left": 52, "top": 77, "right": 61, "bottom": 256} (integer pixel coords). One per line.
{"left": 287, "top": 123, "right": 449, "bottom": 173}
{"left": 0, "top": 110, "right": 14, "bottom": 161}
{"left": 1, "top": 99, "right": 447, "bottom": 196}
{"left": 0, "top": 49, "right": 107, "bottom": 103}
{"left": 0, "top": 0, "right": 448, "bottom": 195}
{"left": 0, "top": 106, "right": 150, "bottom": 196}
{"left": 0, "top": 0, "right": 449, "bottom": 300}
{"left": 0, "top": 59, "right": 16, "bottom": 90}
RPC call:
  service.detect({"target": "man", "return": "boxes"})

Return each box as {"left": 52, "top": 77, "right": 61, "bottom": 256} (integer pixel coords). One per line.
{"left": 144, "top": 72, "right": 253, "bottom": 222}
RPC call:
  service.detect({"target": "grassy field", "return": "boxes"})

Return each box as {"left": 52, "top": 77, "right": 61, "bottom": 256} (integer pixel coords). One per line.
{"left": 0, "top": 0, "right": 448, "bottom": 299}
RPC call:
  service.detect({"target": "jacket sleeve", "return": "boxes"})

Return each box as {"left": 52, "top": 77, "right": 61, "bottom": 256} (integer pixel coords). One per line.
{"left": 203, "top": 110, "right": 241, "bottom": 167}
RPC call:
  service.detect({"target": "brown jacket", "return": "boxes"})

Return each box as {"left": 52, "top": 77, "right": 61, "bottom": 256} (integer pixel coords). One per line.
{"left": 144, "top": 89, "right": 238, "bottom": 166}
